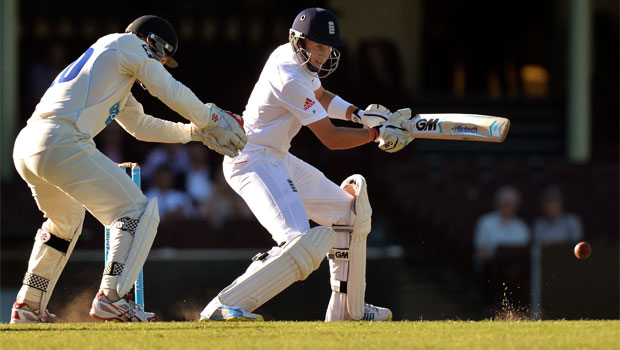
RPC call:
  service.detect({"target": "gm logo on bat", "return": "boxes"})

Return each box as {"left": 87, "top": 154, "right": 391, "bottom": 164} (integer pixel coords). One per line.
{"left": 335, "top": 251, "right": 348, "bottom": 259}
{"left": 416, "top": 118, "right": 439, "bottom": 131}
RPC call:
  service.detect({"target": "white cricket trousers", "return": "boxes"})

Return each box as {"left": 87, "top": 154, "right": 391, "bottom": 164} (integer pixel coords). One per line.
{"left": 13, "top": 120, "right": 147, "bottom": 234}
{"left": 223, "top": 149, "right": 356, "bottom": 320}
{"left": 223, "top": 149, "right": 353, "bottom": 245}
{"left": 12, "top": 119, "right": 147, "bottom": 308}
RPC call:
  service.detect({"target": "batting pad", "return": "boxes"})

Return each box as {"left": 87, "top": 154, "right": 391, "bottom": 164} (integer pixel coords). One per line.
{"left": 217, "top": 226, "right": 335, "bottom": 312}
{"left": 18, "top": 221, "right": 84, "bottom": 312}
{"left": 347, "top": 232, "right": 367, "bottom": 320}
{"left": 341, "top": 174, "right": 371, "bottom": 320}
{"left": 116, "top": 197, "right": 159, "bottom": 296}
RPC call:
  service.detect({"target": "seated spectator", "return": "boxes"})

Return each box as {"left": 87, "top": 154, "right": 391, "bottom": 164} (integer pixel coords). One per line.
{"left": 533, "top": 186, "right": 583, "bottom": 245}
{"left": 474, "top": 186, "right": 530, "bottom": 266}
{"left": 200, "top": 169, "right": 254, "bottom": 228}
{"left": 185, "top": 144, "right": 215, "bottom": 209}
{"left": 473, "top": 186, "right": 531, "bottom": 307}
{"left": 145, "top": 165, "right": 195, "bottom": 222}
{"left": 141, "top": 143, "right": 190, "bottom": 188}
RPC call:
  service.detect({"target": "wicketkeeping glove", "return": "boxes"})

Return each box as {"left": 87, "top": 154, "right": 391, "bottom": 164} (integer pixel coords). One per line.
{"left": 191, "top": 103, "right": 248, "bottom": 157}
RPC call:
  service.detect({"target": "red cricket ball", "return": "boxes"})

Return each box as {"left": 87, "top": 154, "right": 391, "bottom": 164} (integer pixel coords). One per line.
{"left": 574, "top": 241, "right": 591, "bottom": 260}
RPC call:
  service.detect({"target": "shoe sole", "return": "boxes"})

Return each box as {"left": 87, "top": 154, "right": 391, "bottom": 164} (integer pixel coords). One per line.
{"left": 89, "top": 312, "right": 125, "bottom": 322}
{"left": 10, "top": 319, "right": 43, "bottom": 324}
{"left": 89, "top": 312, "right": 157, "bottom": 322}
{"left": 199, "top": 315, "right": 264, "bottom": 322}
{"left": 10, "top": 315, "right": 58, "bottom": 324}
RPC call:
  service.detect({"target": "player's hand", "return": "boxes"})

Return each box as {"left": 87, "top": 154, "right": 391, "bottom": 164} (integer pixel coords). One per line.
{"left": 203, "top": 102, "right": 233, "bottom": 130}
{"left": 373, "top": 108, "right": 414, "bottom": 153}
{"left": 388, "top": 107, "right": 413, "bottom": 124}
{"left": 192, "top": 103, "right": 248, "bottom": 157}
{"left": 203, "top": 108, "right": 248, "bottom": 157}
{"left": 351, "top": 104, "right": 391, "bottom": 128}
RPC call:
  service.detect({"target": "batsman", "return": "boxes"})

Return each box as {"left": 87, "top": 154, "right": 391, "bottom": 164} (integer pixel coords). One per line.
{"left": 10, "top": 15, "right": 247, "bottom": 323}
{"left": 199, "top": 8, "right": 413, "bottom": 322}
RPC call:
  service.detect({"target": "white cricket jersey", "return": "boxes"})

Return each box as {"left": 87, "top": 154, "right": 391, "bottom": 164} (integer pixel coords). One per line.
{"left": 240, "top": 44, "right": 328, "bottom": 155}
{"left": 28, "top": 33, "right": 210, "bottom": 140}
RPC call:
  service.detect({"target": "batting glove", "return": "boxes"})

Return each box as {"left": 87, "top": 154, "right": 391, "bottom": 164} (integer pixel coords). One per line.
{"left": 352, "top": 104, "right": 391, "bottom": 128}
{"left": 371, "top": 108, "right": 414, "bottom": 153}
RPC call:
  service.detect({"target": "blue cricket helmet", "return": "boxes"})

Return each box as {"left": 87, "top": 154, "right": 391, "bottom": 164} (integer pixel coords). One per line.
{"left": 289, "top": 8, "right": 343, "bottom": 77}
{"left": 291, "top": 8, "right": 344, "bottom": 47}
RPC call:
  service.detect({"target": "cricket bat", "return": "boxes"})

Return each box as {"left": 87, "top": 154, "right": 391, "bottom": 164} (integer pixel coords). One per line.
{"left": 405, "top": 113, "right": 511, "bottom": 142}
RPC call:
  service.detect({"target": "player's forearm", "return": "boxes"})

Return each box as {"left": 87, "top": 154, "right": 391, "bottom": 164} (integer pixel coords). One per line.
{"left": 134, "top": 62, "right": 214, "bottom": 129}
{"left": 319, "top": 89, "right": 357, "bottom": 121}
{"left": 315, "top": 127, "right": 375, "bottom": 150}
{"left": 133, "top": 120, "right": 191, "bottom": 143}
{"left": 116, "top": 112, "right": 191, "bottom": 143}
{"left": 316, "top": 89, "right": 335, "bottom": 113}
{"left": 149, "top": 79, "right": 212, "bottom": 129}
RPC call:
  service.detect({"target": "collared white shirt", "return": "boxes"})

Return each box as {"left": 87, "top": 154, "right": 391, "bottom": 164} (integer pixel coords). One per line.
{"left": 239, "top": 44, "right": 328, "bottom": 155}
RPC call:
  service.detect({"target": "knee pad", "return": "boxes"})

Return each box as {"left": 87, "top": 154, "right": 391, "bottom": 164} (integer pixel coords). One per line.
{"left": 341, "top": 174, "right": 372, "bottom": 238}
{"left": 208, "top": 226, "right": 335, "bottom": 315}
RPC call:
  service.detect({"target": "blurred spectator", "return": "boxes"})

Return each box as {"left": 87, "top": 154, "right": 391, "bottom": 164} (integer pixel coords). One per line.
{"left": 141, "top": 143, "right": 190, "bottom": 189}
{"left": 201, "top": 169, "right": 253, "bottom": 228}
{"left": 27, "top": 41, "right": 68, "bottom": 107}
{"left": 473, "top": 186, "right": 530, "bottom": 267}
{"left": 473, "top": 186, "right": 531, "bottom": 307}
{"left": 145, "top": 165, "right": 195, "bottom": 221}
{"left": 532, "top": 186, "right": 583, "bottom": 245}
{"left": 185, "top": 144, "right": 215, "bottom": 212}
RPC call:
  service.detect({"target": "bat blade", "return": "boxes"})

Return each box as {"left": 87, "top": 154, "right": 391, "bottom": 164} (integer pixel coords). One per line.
{"left": 409, "top": 113, "right": 511, "bottom": 142}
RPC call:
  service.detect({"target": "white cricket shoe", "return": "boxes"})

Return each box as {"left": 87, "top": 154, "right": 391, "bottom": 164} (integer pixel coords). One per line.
{"left": 89, "top": 292, "right": 157, "bottom": 322}
{"left": 361, "top": 303, "right": 392, "bottom": 321}
{"left": 199, "top": 306, "right": 264, "bottom": 322}
{"left": 10, "top": 302, "right": 58, "bottom": 324}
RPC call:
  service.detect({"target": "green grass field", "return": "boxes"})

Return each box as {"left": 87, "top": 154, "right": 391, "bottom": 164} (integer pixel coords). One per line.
{"left": 1, "top": 320, "right": 618, "bottom": 350}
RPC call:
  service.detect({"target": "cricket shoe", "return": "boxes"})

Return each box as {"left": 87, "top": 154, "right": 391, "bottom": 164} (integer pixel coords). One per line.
{"left": 10, "top": 302, "right": 58, "bottom": 324}
{"left": 89, "top": 292, "right": 157, "bottom": 322}
{"left": 360, "top": 303, "right": 392, "bottom": 321}
{"left": 199, "top": 306, "right": 264, "bottom": 322}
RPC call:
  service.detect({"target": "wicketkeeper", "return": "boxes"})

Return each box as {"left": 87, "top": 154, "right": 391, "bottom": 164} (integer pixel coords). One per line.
{"left": 10, "top": 15, "right": 246, "bottom": 323}
{"left": 199, "top": 8, "right": 413, "bottom": 322}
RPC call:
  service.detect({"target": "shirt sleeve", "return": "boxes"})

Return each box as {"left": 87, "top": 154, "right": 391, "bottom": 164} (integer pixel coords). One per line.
{"left": 532, "top": 219, "right": 544, "bottom": 242}
{"left": 116, "top": 35, "right": 213, "bottom": 129}
{"left": 473, "top": 216, "right": 488, "bottom": 249}
{"left": 515, "top": 219, "right": 531, "bottom": 244}
{"left": 311, "top": 77, "right": 322, "bottom": 91}
{"left": 568, "top": 214, "right": 584, "bottom": 241}
{"left": 279, "top": 80, "right": 328, "bottom": 125}
{"left": 115, "top": 93, "right": 192, "bottom": 143}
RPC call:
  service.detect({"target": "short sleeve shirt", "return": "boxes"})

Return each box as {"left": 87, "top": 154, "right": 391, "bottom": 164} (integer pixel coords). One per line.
{"left": 240, "top": 44, "right": 327, "bottom": 155}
